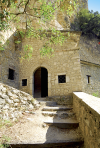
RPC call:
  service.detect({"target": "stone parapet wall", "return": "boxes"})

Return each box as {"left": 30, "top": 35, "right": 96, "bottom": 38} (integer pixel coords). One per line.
{"left": 73, "top": 92, "right": 100, "bottom": 148}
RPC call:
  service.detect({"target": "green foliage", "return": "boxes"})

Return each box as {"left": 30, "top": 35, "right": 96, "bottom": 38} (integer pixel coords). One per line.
{"left": 78, "top": 9, "right": 100, "bottom": 37}
{"left": 0, "top": 118, "right": 12, "bottom": 148}
{"left": 0, "top": 119, "right": 13, "bottom": 128}
{"left": 39, "top": 43, "right": 54, "bottom": 58}
{"left": 14, "top": 40, "right": 21, "bottom": 44}
{"left": 92, "top": 91, "right": 100, "bottom": 98}
{"left": 0, "top": 0, "right": 80, "bottom": 59}
{"left": 20, "top": 44, "right": 33, "bottom": 61}
{"left": 0, "top": 135, "right": 10, "bottom": 148}
{"left": 38, "top": 1, "right": 55, "bottom": 22}
{"left": 0, "top": 46, "right": 5, "bottom": 51}
{"left": 0, "top": 8, "right": 10, "bottom": 31}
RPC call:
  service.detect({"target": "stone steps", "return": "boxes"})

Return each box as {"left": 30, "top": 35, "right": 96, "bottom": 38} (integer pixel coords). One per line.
{"left": 7, "top": 99, "right": 84, "bottom": 148}
{"left": 39, "top": 101, "right": 57, "bottom": 106}
{"left": 42, "top": 111, "right": 75, "bottom": 118}
{"left": 41, "top": 100, "right": 84, "bottom": 147}
{"left": 44, "top": 117, "right": 79, "bottom": 129}
{"left": 44, "top": 120, "right": 79, "bottom": 129}
{"left": 42, "top": 106, "right": 73, "bottom": 111}
{"left": 10, "top": 139, "right": 84, "bottom": 148}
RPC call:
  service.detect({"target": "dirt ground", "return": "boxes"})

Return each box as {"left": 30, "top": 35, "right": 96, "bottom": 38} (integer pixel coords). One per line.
{"left": 0, "top": 104, "right": 83, "bottom": 145}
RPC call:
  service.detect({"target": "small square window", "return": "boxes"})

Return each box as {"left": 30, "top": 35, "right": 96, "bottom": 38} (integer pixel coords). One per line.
{"left": 8, "top": 68, "right": 15, "bottom": 80}
{"left": 86, "top": 75, "right": 91, "bottom": 84}
{"left": 58, "top": 75, "right": 66, "bottom": 83}
{"left": 22, "top": 79, "right": 27, "bottom": 86}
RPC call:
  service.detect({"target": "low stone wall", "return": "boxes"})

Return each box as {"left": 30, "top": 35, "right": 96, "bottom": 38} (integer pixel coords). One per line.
{"left": 73, "top": 92, "right": 100, "bottom": 148}
{"left": 0, "top": 83, "right": 40, "bottom": 121}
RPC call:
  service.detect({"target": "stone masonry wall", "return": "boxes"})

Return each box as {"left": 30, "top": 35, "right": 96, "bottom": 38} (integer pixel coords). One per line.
{"left": 80, "top": 63, "right": 100, "bottom": 96}
{"left": 73, "top": 92, "right": 100, "bottom": 148}
{"left": 19, "top": 32, "right": 83, "bottom": 98}
{"left": 0, "top": 31, "right": 20, "bottom": 89}
{"left": 79, "top": 35, "right": 100, "bottom": 96}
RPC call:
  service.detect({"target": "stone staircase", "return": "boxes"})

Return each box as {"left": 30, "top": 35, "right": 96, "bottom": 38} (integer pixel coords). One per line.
{"left": 10, "top": 98, "right": 84, "bottom": 148}
{"left": 38, "top": 99, "right": 84, "bottom": 148}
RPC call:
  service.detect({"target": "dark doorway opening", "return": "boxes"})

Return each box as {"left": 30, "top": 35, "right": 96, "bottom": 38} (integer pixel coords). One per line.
{"left": 34, "top": 67, "right": 48, "bottom": 98}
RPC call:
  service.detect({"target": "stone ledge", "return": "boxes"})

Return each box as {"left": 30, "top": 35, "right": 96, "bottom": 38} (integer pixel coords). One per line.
{"left": 73, "top": 92, "right": 100, "bottom": 115}
{"left": 73, "top": 92, "right": 100, "bottom": 148}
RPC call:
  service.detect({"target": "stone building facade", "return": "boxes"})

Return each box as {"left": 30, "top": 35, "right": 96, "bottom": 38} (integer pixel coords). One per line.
{"left": 0, "top": 29, "right": 20, "bottom": 89}
{"left": 0, "top": 30, "right": 83, "bottom": 99}
{"left": 1, "top": 0, "right": 100, "bottom": 98}
{"left": 19, "top": 32, "right": 82, "bottom": 98}
{"left": 79, "top": 35, "right": 100, "bottom": 96}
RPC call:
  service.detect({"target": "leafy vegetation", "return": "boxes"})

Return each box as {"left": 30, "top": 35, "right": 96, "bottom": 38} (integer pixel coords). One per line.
{"left": 0, "top": 119, "right": 13, "bottom": 148}
{"left": 0, "top": 135, "right": 10, "bottom": 148}
{"left": 92, "top": 91, "right": 100, "bottom": 98}
{"left": 0, "top": 118, "right": 13, "bottom": 128}
{"left": 78, "top": 9, "right": 100, "bottom": 38}
{"left": 0, "top": 0, "right": 80, "bottom": 59}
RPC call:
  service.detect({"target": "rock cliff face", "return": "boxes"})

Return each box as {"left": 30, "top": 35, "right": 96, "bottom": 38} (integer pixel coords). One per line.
{"left": 79, "top": 35, "right": 100, "bottom": 64}
{"left": 0, "top": 83, "right": 40, "bottom": 121}
{"left": 8, "top": 0, "right": 88, "bottom": 30}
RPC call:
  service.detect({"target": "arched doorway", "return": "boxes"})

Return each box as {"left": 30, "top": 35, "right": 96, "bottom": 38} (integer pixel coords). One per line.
{"left": 34, "top": 67, "right": 48, "bottom": 98}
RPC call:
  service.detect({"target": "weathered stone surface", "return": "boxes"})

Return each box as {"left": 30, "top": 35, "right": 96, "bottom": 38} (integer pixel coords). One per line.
{"left": 73, "top": 92, "right": 100, "bottom": 148}
{"left": 2, "top": 94, "right": 9, "bottom": 100}
{"left": 29, "top": 104, "right": 34, "bottom": 110}
{"left": 21, "top": 100, "right": 26, "bottom": 104}
{"left": 59, "top": 113, "right": 69, "bottom": 119}
{"left": 7, "top": 91, "right": 14, "bottom": 97}
{"left": 0, "top": 105, "right": 2, "bottom": 109}
{"left": 0, "top": 92, "right": 3, "bottom": 97}
{"left": 0, "top": 98, "right": 5, "bottom": 104}
{"left": 6, "top": 98, "right": 13, "bottom": 104}
{"left": 35, "top": 104, "right": 41, "bottom": 109}
{"left": 11, "top": 89, "right": 20, "bottom": 94}
{"left": 14, "top": 103, "right": 19, "bottom": 107}
{"left": 3, "top": 104, "right": 9, "bottom": 109}
{"left": 23, "top": 97, "right": 27, "bottom": 101}
{"left": 0, "top": 83, "right": 40, "bottom": 120}
{"left": 13, "top": 99, "right": 20, "bottom": 103}
{"left": 1, "top": 87, "right": 7, "bottom": 93}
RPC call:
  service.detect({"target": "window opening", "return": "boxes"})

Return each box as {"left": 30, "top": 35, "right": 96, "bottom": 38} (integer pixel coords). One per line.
{"left": 58, "top": 75, "right": 66, "bottom": 83}
{"left": 22, "top": 79, "right": 27, "bottom": 86}
{"left": 8, "top": 68, "right": 15, "bottom": 80}
{"left": 87, "top": 75, "right": 91, "bottom": 84}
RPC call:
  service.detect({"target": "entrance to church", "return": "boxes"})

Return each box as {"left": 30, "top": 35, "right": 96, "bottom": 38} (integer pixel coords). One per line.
{"left": 34, "top": 67, "right": 48, "bottom": 98}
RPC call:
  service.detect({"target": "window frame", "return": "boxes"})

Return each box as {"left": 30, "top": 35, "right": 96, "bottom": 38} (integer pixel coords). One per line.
{"left": 58, "top": 75, "right": 66, "bottom": 83}
{"left": 86, "top": 75, "right": 91, "bottom": 84}
{"left": 8, "top": 68, "right": 15, "bottom": 80}
{"left": 22, "top": 79, "right": 27, "bottom": 86}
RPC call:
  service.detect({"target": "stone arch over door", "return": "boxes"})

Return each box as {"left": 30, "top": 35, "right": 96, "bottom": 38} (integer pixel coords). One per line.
{"left": 33, "top": 67, "right": 48, "bottom": 98}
